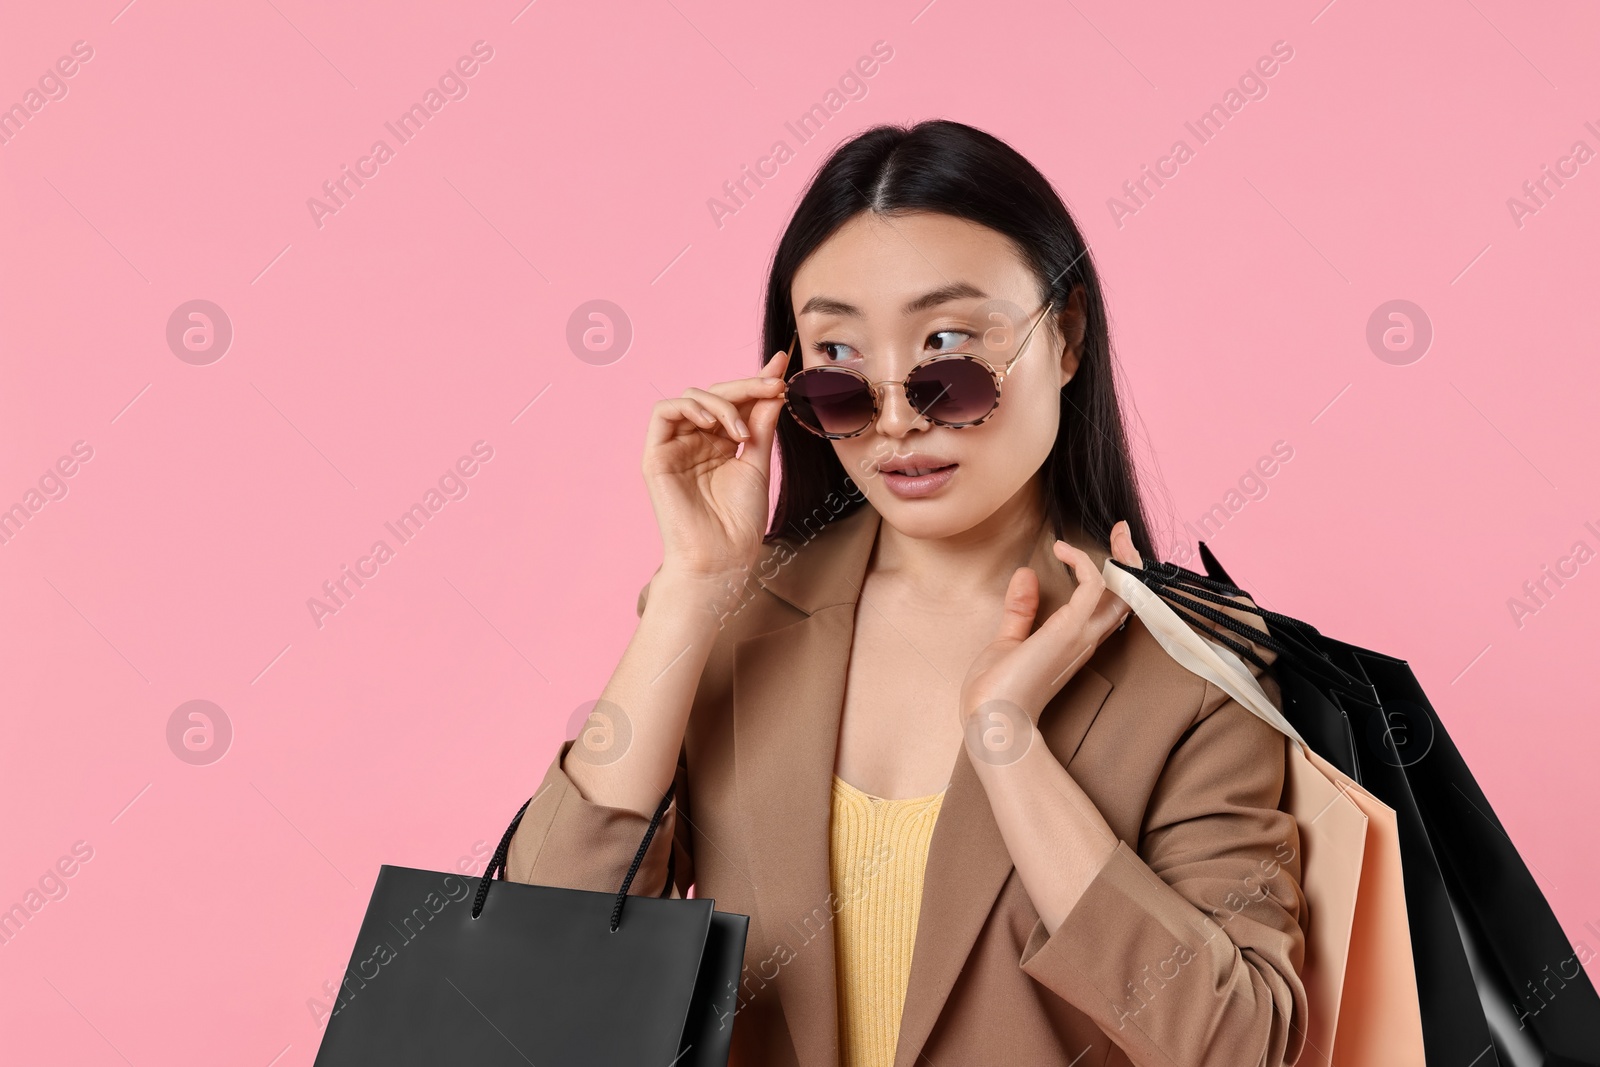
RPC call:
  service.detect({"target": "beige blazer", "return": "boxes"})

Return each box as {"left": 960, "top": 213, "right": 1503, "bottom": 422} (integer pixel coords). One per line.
{"left": 506, "top": 502, "right": 1310, "bottom": 1067}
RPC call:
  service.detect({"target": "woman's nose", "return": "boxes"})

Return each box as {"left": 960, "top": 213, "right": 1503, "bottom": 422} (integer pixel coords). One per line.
{"left": 871, "top": 379, "right": 930, "bottom": 437}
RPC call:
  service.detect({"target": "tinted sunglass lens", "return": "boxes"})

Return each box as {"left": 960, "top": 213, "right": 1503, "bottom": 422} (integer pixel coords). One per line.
{"left": 905, "top": 359, "right": 998, "bottom": 425}
{"left": 787, "top": 370, "right": 874, "bottom": 436}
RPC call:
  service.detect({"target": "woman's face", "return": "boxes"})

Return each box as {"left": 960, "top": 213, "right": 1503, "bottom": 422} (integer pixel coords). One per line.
{"left": 789, "top": 210, "right": 1083, "bottom": 541}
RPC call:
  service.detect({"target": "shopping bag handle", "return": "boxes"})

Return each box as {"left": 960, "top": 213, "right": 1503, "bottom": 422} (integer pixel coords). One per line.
{"left": 1107, "top": 556, "right": 1371, "bottom": 701}
{"left": 472, "top": 780, "right": 679, "bottom": 929}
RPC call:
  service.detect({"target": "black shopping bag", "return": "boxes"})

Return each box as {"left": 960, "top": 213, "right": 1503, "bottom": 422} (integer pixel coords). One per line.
{"left": 313, "top": 783, "right": 750, "bottom": 1067}
{"left": 1114, "top": 547, "right": 1600, "bottom": 1067}
{"left": 1352, "top": 647, "right": 1600, "bottom": 1067}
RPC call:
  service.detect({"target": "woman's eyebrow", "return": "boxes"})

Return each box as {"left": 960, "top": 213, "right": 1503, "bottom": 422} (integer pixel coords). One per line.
{"left": 798, "top": 282, "right": 990, "bottom": 319}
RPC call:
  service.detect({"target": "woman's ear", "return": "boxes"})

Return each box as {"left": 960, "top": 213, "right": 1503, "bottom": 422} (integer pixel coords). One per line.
{"left": 1056, "top": 284, "right": 1088, "bottom": 386}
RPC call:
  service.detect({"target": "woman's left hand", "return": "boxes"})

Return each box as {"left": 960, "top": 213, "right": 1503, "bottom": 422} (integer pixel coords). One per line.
{"left": 959, "top": 520, "right": 1143, "bottom": 739}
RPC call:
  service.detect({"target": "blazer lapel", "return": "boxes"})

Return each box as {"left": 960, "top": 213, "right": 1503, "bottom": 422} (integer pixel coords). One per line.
{"left": 732, "top": 502, "right": 1116, "bottom": 1067}
{"left": 733, "top": 504, "right": 880, "bottom": 1067}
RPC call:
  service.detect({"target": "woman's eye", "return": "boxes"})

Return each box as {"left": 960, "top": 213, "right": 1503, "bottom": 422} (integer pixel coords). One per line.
{"left": 812, "top": 341, "right": 857, "bottom": 362}
{"left": 927, "top": 330, "right": 972, "bottom": 353}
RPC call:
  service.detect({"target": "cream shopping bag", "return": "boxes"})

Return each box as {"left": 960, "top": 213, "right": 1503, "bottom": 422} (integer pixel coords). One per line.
{"left": 1103, "top": 561, "right": 1425, "bottom": 1067}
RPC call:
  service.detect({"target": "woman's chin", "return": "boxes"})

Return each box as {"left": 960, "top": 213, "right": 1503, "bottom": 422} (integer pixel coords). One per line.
{"left": 868, "top": 490, "right": 992, "bottom": 540}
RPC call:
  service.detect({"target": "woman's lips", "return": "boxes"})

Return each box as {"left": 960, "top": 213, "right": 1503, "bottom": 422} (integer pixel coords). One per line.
{"left": 880, "top": 463, "right": 958, "bottom": 498}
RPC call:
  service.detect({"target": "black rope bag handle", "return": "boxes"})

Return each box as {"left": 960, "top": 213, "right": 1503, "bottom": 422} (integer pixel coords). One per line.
{"left": 472, "top": 780, "right": 679, "bottom": 930}
{"left": 1108, "top": 556, "right": 1372, "bottom": 701}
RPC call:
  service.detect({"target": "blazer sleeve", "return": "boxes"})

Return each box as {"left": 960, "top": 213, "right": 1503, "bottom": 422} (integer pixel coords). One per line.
{"left": 501, "top": 574, "right": 694, "bottom": 900}
{"left": 1017, "top": 681, "right": 1310, "bottom": 1067}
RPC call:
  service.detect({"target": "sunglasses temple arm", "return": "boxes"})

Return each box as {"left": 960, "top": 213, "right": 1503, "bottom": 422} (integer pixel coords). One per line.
{"left": 1006, "top": 300, "right": 1056, "bottom": 373}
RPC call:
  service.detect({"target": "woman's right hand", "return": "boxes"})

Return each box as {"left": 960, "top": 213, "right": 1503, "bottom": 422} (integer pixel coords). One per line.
{"left": 642, "top": 348, "right": 792, "bottom": 583}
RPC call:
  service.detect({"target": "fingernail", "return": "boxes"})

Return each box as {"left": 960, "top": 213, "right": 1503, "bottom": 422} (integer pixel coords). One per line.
{"left": 735, "top": 419, "right": 751, "bottom": 439}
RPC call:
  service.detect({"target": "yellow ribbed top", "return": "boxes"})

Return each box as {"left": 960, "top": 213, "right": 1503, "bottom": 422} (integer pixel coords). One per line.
{"left": 828, "top": 773, "right": 947, "bottom": 1067}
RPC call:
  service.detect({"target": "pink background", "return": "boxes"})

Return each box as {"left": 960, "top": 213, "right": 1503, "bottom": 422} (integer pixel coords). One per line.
{"left": 3, "top": 0, "right": 1598, "bottom": 1061}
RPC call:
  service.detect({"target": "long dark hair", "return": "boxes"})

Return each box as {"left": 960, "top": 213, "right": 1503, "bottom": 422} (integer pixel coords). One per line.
{"left": 760, "top": 119, "right": 1157, "bottom": 562}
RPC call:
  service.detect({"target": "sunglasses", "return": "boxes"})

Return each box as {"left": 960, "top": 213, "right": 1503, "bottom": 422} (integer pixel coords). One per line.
{"left": 782, "top": 299, "right": 1056, "bottom": 439}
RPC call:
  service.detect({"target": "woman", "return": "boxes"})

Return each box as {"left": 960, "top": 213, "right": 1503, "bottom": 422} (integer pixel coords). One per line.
{"left": 506, "top": 119, "right": 1309, "bottom": 1067}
